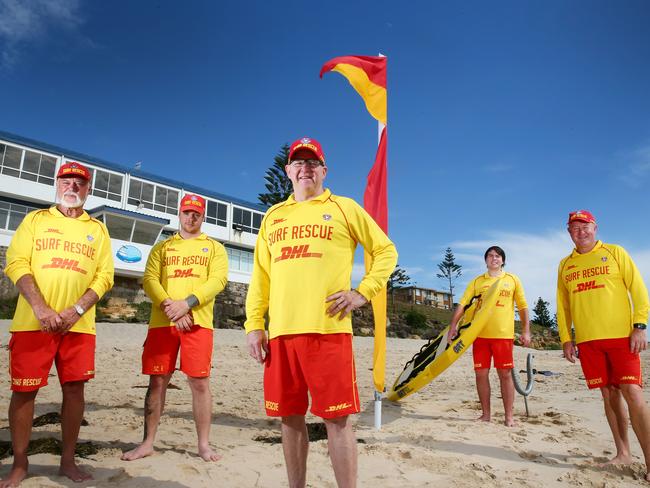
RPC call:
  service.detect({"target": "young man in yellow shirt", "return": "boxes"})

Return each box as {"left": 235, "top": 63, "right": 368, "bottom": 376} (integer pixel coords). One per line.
{"left": 245, "top": 137, "right": 397, "bottom": 488}
{"left": 447, "top": 246, "right": 530, "bottom": 427}
{"left": 121, "top": 193, "right": 228, "bottom": 463}
{"left": 557, "top": 210, "right": 650, "bottom": 480}
{"left": 2, "top": 162, "right": 114, "bottom": 486}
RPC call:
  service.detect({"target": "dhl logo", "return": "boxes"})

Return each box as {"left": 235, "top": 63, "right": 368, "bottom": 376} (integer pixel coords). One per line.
{"left": 567, "top": 265, "right": 577, "bottom": 270}
{"left": 272, "top": 218, "right": 286, "bottom": 226}
{"left": 169, "top": 268, "right": 199, "bottom": 279}
{"left": 42, "top": 257, "right": 87, "bottom": 274}
{"left": 573, "top": 280, "right": 605, "bottom": 294}
{"left": 621, "top": 375, "right": 638, "bottom": 381}
{"left": 265, "top": 400, "right": 279, "bottom": 411}
{"left": 453, "top": 339, "right": 465, "bottom": 354}
{"left": 495, "top": 300, "right": 505, "bottom": 307}
{"left": 587, "top": 377, "right": 603, "bottom": 386}
{"left": 12, "top": 377, "right": 42, "bottom": 387}
{"left": 324, "top": 402, "right": 352, "bottom": 413}
{"left": 45, "top": 228, "right": 63, "bottom": 234}
{"left": 274, "top": 244, "right": 323, "bottom": 262}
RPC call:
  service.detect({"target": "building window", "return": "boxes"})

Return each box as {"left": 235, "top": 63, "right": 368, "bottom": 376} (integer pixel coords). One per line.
{"left": 128, "top": 179, "right": 178, "bottom": 215}
{"left": 226, "top": 247, "right": 254, "bottom": 273}
{"left": 90, "top": 168, "right": 123, "bottom": 202}
{"left": 205, "top": 200, "right": 227, "bottom": 227}
{"left": 0, "top": 144, "right": 56, "bottom": 186}
{"left": 0, "top": 200, "right": 39, "bottom": 231}
{"left": 233, "top": 207, "right": 263, "bottom": 234}
{"left": 103, "top": 213, "right": 162, "bottom": 245}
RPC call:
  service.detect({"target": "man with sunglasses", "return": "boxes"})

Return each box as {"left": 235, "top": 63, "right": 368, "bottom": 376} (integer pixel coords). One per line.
{"left": 2, "top": 162, "right": 114, "bottom": 486}
{"left": 557, "top": 210, "right": 650, "bottom": 480}
{"left": 245, "top": 137, "right": 397, "bottom": 488}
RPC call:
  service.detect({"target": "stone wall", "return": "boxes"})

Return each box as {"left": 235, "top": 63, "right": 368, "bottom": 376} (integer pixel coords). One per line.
{"left": 0, "top": 246, "right": 18, "bottom": 300}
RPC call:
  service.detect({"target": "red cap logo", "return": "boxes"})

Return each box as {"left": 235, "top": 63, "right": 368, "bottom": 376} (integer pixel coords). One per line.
{"left": 289, "top": 137, "right": 325, "bottom": 163}
{"left": 57, "top": 162, "right": 91, "bottom": 181}
{"left": 180, "top": 193, "right": 206, "bottom": 214}
{"left": 568, "top": 210, "right": 596, "bottom": 225}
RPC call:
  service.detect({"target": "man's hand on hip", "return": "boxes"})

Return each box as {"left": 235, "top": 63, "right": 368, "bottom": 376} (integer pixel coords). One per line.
{"left": 630, "top": 329, "right": 648, "bottom": 354}
{"left": 247, "top": 330, "right": 269, "bottom": 364}
{"left": 326, "top": 290, "right": 368, "bottom": 320}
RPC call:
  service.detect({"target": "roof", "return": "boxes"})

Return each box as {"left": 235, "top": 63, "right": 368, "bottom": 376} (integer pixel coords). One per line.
{"left": 88, "top": 205, "right": 170, "bottom": 224}
{"left": 399, "top": 285, "right": 452, "bottom": 295}
{"left": 0, "top": 129, "right": 268, "bottom": 212}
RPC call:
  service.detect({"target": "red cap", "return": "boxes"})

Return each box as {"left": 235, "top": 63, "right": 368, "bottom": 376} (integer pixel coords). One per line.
{"left": 289, "top": 137, "right": 325, "bottom": 163}
{"left": 568, "top": 210, "right": 596, "bottom": 225}
{"left": 57, "top": 162, "right": 91, "bottom": 181}
{"left": 180, "top": 193, "right": 206, "bottom": 214}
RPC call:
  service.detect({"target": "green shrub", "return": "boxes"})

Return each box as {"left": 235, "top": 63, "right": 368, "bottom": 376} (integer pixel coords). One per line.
{"left": 405, "top": 310, "right": 427, "bottom": 329}
{"left": 134, "top": 301, "right": 152, "bottom": 322}
{"left": 0, "top": 296, "right": 18, "bottom": 319}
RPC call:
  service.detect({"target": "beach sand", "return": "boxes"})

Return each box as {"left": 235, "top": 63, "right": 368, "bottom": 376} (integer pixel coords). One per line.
{"left": 1, "top": 319, "right": 649, "bottom": 487}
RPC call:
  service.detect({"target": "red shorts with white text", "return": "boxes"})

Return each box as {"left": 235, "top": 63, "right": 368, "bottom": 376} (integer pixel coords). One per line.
{"left": 142, "top": 325, "right": 213, "bottom": 377}
{"left": 473, "top": 337, "right": 514, "bottom": 370}
{"left": 9, "top": 331, "right": 95, "bottom": 392}
{"left": 577, "top": 337, "right": 642, "bottom": 389}
{"left": 264, "top": 333, "right": 360, "bottom": 419}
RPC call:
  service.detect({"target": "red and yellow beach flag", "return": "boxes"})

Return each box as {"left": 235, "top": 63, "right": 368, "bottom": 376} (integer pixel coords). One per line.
{"left": 320, "top": 55, "right": 389, "bottom": 393}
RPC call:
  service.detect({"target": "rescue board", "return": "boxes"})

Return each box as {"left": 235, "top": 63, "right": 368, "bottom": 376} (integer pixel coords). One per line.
{"left": 386, "top": 278, "right": 502, "bottom": 402}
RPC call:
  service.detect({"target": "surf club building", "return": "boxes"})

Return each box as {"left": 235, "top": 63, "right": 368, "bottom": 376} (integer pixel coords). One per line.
{"left": 0, "top": 130, "right": 266, "bottom": 310}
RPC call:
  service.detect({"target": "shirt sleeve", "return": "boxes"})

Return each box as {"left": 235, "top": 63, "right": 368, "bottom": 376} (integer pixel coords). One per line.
{"left": 4, "top": 211, "right": 37, "bottom": 284}
{"left": 513, "top": 274, "right": 528, "bottom": 311}
{"left": 345, "top": 201, "right": 398, "bottom": 301}
{"left": 87, "top": 222, "right": 114, "bottom": 298}
{"left": 244, "top": 213, "right": 272, "bottom": 333}
{"left": 556, "top": 257, "right": 573, "bottom": 344}
{"left": 458, "top": 278, "right": 477, "bottom": 307}
{"left": 614, "top": 245, "right": 650, "bottom": 325}
{"left": 143, "top": 241, "right": 171, "bottom": 307}
{"left": 192, "top": 240, "right": 228, "bottom": 305}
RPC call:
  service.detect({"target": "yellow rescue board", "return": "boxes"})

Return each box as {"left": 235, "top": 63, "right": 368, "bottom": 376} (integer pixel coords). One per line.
{"left": 386, "top": 278, "right": 502, "bottom": 402}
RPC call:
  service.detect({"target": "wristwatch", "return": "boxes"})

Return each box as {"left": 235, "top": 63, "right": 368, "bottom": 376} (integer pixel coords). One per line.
{"left": 633, "top": 323, "right": 647, "bottom": 330}
{"left": 73, "top": 303, "right": 85, "bottom": 316}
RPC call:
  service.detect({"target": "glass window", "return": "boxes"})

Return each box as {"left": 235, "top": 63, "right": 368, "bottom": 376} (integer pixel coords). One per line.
{"left": 0, "top": 199, "right": 38, "bottom": 231}
{"left": 0, "top": 146, "right": 57, "bottom": 185}
{"left": 132, "top": 220, "right": 161, "bottom": 245}
{"left": 91, "top": 168, "right": 123, "bottom": 202}
{"left": 233, "top": 207, "right": 263, "bottom": 234}
{"left": 205, "top": 200, "right": 227, "bottom": 227}
{"left": 226, "top": 246, "right": 254, "bottom": 272}
{"left": 104, "top": 214, "right": 133, "bottom": 241}
{"left": 128, "top": 179, "right": 177, "bottom": 215}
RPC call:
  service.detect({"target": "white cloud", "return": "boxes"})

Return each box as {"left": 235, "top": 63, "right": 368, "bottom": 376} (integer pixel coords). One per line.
{"left": 0, "top": 0, "right": 84, "bottom": 69}
{"left": 618, "top": 145, "right": 650, "bottom": 188}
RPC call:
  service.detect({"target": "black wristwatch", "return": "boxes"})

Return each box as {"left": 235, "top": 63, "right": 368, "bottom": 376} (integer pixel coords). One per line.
{"left": 633, "top": 323, "right": 647, "bottom": 330}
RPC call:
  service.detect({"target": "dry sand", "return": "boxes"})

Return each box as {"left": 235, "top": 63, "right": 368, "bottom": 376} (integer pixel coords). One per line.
{"left": 1, "top": 319, "right": 649, "bottom": 487}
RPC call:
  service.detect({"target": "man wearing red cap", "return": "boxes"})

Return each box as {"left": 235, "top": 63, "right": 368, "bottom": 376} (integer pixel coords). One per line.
{"left": 245, "top": 137, "right": 397, "bottom": 487}
{"left": 121, "top": 193, "right": 228, "bottom": 463}
{"left": 557, "top": 210, "right": 650, "bottom": 479}
{"left": 2, "top": 162, "right": 114, "bottom": 486}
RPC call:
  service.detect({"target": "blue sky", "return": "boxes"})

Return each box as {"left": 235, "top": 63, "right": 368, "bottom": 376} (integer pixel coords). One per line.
{"left": 2, "top": 0, "right": 649, "bottom": 310}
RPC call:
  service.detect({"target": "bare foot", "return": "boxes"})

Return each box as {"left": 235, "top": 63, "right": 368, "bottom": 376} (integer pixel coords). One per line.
{"left": 121, "top": 443, "right": 154, "bottom": 461}
{"left": 600, "top": 453, "right": 633, "bottom": 466}
{"left": 198, "top": 446, "right": 222, "bottom": 462}
{"left": 645, "top": 471, "right": 649, "bottom": 482}
{"left": 504, "top": 417, "right": 516, "bottom": 427}
{"left": 476, "top": 413, "right": 490, "bottom": 422}
{"left": 58, "top": 460, "right": 92, "bottom": 482}
{"left": 0, "top": 460, "right": 28, "bottom": 488}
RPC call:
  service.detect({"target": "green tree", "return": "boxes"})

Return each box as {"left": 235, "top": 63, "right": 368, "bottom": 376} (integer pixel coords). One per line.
{"left": 532, "top": 297, "right": 555, "bottom": 328}
{"left": 258, "top": 144, "right": 292, "bottom": 206}
{"left": 436, "top": 247, "right": 462, "bottom": 303}
{"left": 388, "top": 264, "right": 411, "bottom": 311}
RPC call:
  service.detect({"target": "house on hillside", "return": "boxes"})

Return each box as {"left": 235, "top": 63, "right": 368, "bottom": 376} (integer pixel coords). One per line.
{"left": 393, "top": 286, "right": 453, "bottom": 309}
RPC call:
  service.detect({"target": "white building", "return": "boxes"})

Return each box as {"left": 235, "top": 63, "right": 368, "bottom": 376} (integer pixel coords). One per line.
{"left": 0, "top": 129, "right": 266, "bottom": 298}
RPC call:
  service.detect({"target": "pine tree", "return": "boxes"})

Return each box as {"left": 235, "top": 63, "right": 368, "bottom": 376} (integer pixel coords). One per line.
{"left": 436, "top": 247, "right": 462, "bottom": 303}
{"left": 532, "top": 297, "right": 554, "bottom": 328}
{"left": 388, "top": 264, "right": 411, "bottom": 311}
{"left": 258, "top": 144, "right": 293, "bottom": 206}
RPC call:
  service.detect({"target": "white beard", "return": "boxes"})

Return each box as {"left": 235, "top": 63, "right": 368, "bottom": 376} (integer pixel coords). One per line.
{"left": 56, "top": 191, "right": 87, "bottom": 209}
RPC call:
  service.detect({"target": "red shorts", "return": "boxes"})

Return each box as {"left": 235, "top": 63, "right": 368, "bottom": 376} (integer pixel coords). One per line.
{"left": 264, "top": 333, "right": 360, "bottom": 419}
{"left": 9, "top": 331, "right": 95, "bottom": 392}
{"left": 577, "top": 337, "right": 642, "bottom": 389}
{"left": 473, "top": 338, "right": 514, "bottom": 370}
{"left": 142, "top": 325, "right": 213, "bottom": 377}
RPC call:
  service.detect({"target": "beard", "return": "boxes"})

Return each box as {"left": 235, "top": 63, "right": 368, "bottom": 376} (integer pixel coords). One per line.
{"left": 56, "top": 191, "right": 87, "bottom": 209}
